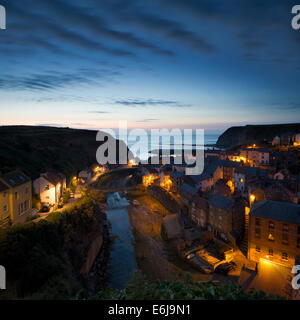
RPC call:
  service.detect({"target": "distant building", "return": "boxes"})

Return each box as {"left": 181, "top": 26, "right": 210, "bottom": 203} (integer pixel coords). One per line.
{"left": 293, "top": 133, "right": 300, "bottom": 146}
{"left": 33, "top": 172, "right": 66, "bottom": 206}
{"left": 272, "top": 136, "right": 280, "bottom": 146}
{"left": 280, "top": 132, "right": 294, "bottom": 146}
{"left": 240, "top": 148, "right": 269, "bottom": 166}
{"left": 0, "top": 170, "right": 32, "bottom": 224}
{"left": 248, "top": 200, "right": 300, "bottom": 269}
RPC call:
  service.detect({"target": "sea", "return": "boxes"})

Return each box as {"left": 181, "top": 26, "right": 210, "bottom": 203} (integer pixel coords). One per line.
{"left": 115, "top": 131, "right": 221, "bottom": 161}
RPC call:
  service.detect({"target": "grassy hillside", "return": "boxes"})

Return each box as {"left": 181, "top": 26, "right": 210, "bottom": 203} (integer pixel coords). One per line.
{"left": 216, "top": 123, "right": 300, "bottom": 148}
{"left": 0, "top": 125, "right": 130, "bottom": 180}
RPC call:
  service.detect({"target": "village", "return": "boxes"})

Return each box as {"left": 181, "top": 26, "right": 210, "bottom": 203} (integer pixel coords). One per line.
{"left": 0, "top": 130, "right": 300, "bottom": 299}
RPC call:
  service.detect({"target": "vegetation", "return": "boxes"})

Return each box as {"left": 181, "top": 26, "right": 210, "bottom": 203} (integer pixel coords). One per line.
{"left": 0, "top": 125, "right": 131, "bottom": 179}
{"left": 93, "top": 272, "right": 283, "bottom": 300}
{"left": 0, "top": 197, "right": 97, "bottom": 299}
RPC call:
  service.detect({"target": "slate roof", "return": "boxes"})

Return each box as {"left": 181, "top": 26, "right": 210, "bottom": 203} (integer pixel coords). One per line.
{"left": 250, "top": 200, "right": 300, "bottom": 224}
{"left": 208, "top": 194, "right": 234, "bottom": 211}
{"left": 0, "top": 180, "right": 9, "bottom": 192}
{"left": 171, "top": 171, "right": 184, "bottom": 179}
{"left": 181, "top": 183, "right": 198, "bottom": 196}
{"left": 1, "top": 170, "right": 31, "bottom": 187}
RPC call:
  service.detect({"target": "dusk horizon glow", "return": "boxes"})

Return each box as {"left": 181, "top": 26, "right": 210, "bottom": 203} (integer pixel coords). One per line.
{"left": 1, "top": 0, "right": 300, "bottom": 132}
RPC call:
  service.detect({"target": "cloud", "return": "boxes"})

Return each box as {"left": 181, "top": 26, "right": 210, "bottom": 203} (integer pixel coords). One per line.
{"left": 115, "top": 99, "right": 190, "bottom": 107}
{"left": 136, "top": 118, "right": 159, "bottom": 122}
{"left": 0, "top": 68, "right": 121, "bottom": 92}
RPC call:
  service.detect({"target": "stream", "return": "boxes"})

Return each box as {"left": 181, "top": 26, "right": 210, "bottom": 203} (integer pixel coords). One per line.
{"left": 105, "top": 193, "right": 138, "bottom": 288}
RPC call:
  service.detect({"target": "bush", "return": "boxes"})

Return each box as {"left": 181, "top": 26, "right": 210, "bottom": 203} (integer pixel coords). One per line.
{"left": 93, "top": 272, "right": 284, "bottom": 300}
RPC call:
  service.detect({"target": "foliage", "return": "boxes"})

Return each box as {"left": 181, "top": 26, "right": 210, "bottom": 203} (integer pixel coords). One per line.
{"left": 0, "top": 197, "right": 96, "bottom": 299}
{"left": 93, "top": 272, "right": 284, "bottom": 300}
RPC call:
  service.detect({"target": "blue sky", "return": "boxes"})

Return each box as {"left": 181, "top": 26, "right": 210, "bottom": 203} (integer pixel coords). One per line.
{"left": 1, "top": 0, "right": 300, "bottom": 134}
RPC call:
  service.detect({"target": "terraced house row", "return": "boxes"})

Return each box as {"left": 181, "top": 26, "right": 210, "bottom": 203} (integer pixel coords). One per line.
{"left": 0, "top": 170, "right": 32, "bottom": 226}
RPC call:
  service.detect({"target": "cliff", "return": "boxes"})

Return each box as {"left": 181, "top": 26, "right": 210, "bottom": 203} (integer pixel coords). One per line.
{"left": 0, "top": 125, "right": 132, "bottom": 179}
{"left": 216, "top": 123, "right": 300, "bottom": 149}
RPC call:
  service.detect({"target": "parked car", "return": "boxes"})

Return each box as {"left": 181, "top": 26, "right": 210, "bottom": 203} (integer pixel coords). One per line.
{"left": 40, "top": 205, "right": 50, "bottom": 213}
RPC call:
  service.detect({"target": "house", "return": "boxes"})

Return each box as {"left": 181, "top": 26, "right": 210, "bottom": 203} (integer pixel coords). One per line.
{"left": 0, "top": 180, "right": 10, "bottom": 226}
{"left": 280, "top": 132, "right": 294, "bottom": 146}
{"left": 180, "top": 183, "right": 198, "bottom": 206}
{"left": 189, "top": 196, "right": 209, "bottom": 229}
{"left": 170, "top": 170, "right": 184, "bottom": 193}
{"left": 272, "top": 136, "right": 280, "bottom": 146}
{"left": 208, "top": 194, "right": 245, "bottom": 245}
{"left": 0, "top": 170, "right": 32, "bottom": 224}
{"left": 293, "top": 133, "right": 300, "bottom": 146}
{"left": 248, "top": 200, "right": 300, "bottom": 269}
{"left": 240, "top": 148, "right": 269, "bottom": 166}
{"left": 33, "top": 172, "right": 66, "bottom": 206}
{"left": 187, "top": 165, "right": 222, "bottom": 192}
{"left": 78, "top": 168, "right": 93, "bottom": 183}
{"left": 234, "top": 167, "right": 246, "bottom": 194}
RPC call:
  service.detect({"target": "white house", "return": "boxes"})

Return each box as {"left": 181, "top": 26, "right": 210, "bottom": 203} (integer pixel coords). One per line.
{"left": 33, "top": 172, "right": 66, "bottom": 206}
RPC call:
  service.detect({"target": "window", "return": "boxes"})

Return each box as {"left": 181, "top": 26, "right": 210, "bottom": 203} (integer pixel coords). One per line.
{"left": 269, "top": 221, "right": 275, "bottom": 230}
{"left": 3, "top": 192, "right": 6, "bottom": 198}
{"left": 256, "top": 246, "right": 261, "bottom": 253}
{"left": 269, "top": 249, "right": 273, "bottom": 256}
{"left": 282, "top": 252, "right": 288, "bottom": 261}
{"left": 297, "top": 238, "right": 300, "bottom": 249}
{"left": 25, "top": 187, "right": 29, "bottom": 194}
{"left": 14, "top": 192, "right": 18, "bottom": 200}
{"left": 255, "top": 228, "right": 261, "bottom": 239}
{"left": 298, "top": 226, "right": 300, "bottom": 235}
{"left": 3, "top": 205, "right": 7, "bottom": 212}
{"left": 255, "top": 218, "right": 260, "bottom": 226}
{"left": 283, "top": 224, "right": 289, "bottom": 233}
{"left": 45, "top": 184, "right": 50, "bottom": 191}
{"left": 282, "top": 233, "right": 289, "bottom": 245}
{"left": 268, "top": 232, "right": 275, "bottom": 242}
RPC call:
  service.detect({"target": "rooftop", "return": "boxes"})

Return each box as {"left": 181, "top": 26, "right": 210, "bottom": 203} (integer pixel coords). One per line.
{"left": 250, "top": 200, "right": 300, "bottom": 224}
{"left": 1, "top": 170, "right": 31, "bottom": 187}
{"left": 208, "top": 194, "right": 234, "bottom": 211}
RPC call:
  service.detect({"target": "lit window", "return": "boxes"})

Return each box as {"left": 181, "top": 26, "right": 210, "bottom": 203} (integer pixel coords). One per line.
{"left": 268, "top": 232, "right": 275, "bottom": 242}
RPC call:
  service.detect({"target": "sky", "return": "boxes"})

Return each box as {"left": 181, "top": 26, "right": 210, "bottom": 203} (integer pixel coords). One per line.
{"left": 1, "top": 0, "right": 300, "bottom": 134}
